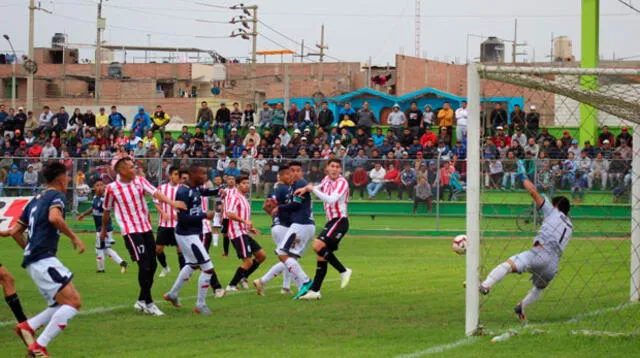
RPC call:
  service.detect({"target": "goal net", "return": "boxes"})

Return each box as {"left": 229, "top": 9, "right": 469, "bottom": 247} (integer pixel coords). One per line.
{"left": 465, "top": 64, "right": 640, "bottom": 337}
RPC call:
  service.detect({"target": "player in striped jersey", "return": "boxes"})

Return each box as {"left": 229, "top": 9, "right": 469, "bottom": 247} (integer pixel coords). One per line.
{"left": 220, "top": 175, "right": 236, "bottom": 258}
{"left": 225, "top": 175, "right": 267, "bottom": 292}
{"left": 295, "top": 158, "right": 352, "bottom": 300}
{"left": 154, "top": 167, "right": 185, "bottom": 278}
{"left": 102, "top": 156, "right": 185, "bottom": 316}
{"left": 210, "top": 176, "right": 224, "bottom": 248}
{"left": 78, "top": 179, "right": 127, "bottom": 274}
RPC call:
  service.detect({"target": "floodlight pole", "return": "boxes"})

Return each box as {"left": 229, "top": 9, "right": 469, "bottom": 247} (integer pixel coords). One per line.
{"left": 3, "top": 35, "right": 17, "bottom": 108}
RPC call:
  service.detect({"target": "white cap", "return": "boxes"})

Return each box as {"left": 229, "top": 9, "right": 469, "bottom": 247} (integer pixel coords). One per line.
{"left": 231, "top": 127, "right": 238, "bottom": 131}
{"left": 294, "top": 129, "right": 301, "bottom": 134}
{"left": 18, "top": 106, "right": 24, "bottom": 111}
{"left": 304, "top": 128, "right": 311, "bottom": 132}
{"left": 393, "top": 103, "right": 400, "bottom": 108}
{"left": 530, "top": 105, "right": 536, "bottom": 110}
{"left": 301, "top": 136, "right": 308, "bottom": 141}
{"left": 603, "top": 139, "right": 610, "bottom": 144}
{"left": 249, "top": 126, "right": 256, "bottom": 130}
{"left": 496, "top": 126, "right": 504, "bottom": 130}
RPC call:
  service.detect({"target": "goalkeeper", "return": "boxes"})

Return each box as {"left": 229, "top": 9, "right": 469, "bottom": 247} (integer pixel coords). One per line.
{"left": 479, "top": 160, "right": 573, "bottom": 322}
{"left": 253, "top": 163, "right": 294, "bottom": 295}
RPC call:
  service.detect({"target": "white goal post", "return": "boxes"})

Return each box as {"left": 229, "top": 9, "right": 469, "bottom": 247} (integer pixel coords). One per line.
{"left": 465, "top": 63, "right": 640, "bottom": 336}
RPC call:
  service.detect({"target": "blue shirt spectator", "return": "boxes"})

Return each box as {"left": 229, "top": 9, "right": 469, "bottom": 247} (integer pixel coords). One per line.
{"left": 372, "top": 132, "right": 385, "bottom": 147}
{"left": 451, "top": 141, "right": 467, "bottom": 160}
{"left": 132, "top": 106, "right": 151, "bottom": 131}
{"left": 7, "top": 165, "right": 23, "bottom": 187}
{"left": 232, "top": 143, "right": 245, "bottom": 158}
{"left": 109, "top": 107, "right": 127, "bottom": 128}
{"left": 224, "top": 164, "right": 240, "bottom": 177}
{"left": 338, "top": 104, "right": 356, "bottom": 123}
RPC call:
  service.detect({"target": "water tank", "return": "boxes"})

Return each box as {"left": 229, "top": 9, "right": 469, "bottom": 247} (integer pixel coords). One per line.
{"left": 553, "top": 36, "right": 573, "bottom": 62}
{"left": 51, "top": 33, "right": 65, "bottom": 48}
{"left": 107, "top": 63, "right": 123, "bottom": 79}
{"left": 480, "top": 37, "right": 505, "bottom": 63}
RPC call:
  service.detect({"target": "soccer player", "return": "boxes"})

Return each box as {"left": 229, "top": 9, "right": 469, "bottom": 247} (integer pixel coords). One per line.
{"left": 78, "top": 179, "right": 128, "bottom": 274}
{"left": 1, "top": 162, "right": 85, "bottom": 357}
{"left": 102, "top": 156, "right": 185, "bottom": 316}
{"left": 0, "top": 266, "right": 27, "bottom": 324}
{"left": 210, "top": 176, "right": 224, "bottom": 248}
{"left": 220, "top": 175, "right": 236, "bottom": 258}
{"left": 295, "top": 158, "right": 353, "bottom": 300}
{"left": 269, "top": 161, "right": 315, "bottom": 300}
{"left": 154, "top": 167, "right": 186, "bottom": 277}
{"left": 225, "top": 175, "right": 267, "bottom": 291}
{"left": 479, "top": 168, "right": 573, "bottom": 322}
{"left": 253, "top": 164, "right": 294, "bottom": 296}
{"left": 163, "top": 164, "right": 223, "bottom": 314}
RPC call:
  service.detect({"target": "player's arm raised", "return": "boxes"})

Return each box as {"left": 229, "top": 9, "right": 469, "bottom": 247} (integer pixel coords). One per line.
{"left": 153, "top": 190, "right": 187, "bottom": 211}
{"left": 50, "top": 207, "right": 85, "bottom": 254}
{"left": 517, "top": 162, "right": 544, "bottom": 207}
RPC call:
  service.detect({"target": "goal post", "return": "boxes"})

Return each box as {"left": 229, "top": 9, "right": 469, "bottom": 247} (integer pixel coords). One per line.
{"left": 465, "top": 64, "right": 640, "bottom": 336}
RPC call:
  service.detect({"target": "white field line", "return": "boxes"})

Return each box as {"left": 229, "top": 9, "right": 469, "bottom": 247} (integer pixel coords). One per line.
{"left": 393, "top": 302, "right": 637, "bottom": 358}
{"left": 0, "top": 278, "right": 339, "bottom": 328}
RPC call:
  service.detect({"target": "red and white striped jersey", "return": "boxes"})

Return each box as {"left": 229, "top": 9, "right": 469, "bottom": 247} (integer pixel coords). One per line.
{"left": 202, "top": 196, "right": 212, "bottom": 234}
{"left": 221, "top": 187, "right": 237, "bottom": 219}
{"left": 155, "top": 183, "right": 180, "bottom": 228}
{"left": 226, "top": 190, "right": 251, "bottom": 239}
{"left": 314, "top": 175, "right": 349, "bottom": 220}
{"left": 104, "top": 176, "right": 158, "bottom": 235}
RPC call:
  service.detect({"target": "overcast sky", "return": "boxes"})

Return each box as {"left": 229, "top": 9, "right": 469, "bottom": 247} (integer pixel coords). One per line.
{"left": 1, "top": 0, "right": 639, "bottom": 64}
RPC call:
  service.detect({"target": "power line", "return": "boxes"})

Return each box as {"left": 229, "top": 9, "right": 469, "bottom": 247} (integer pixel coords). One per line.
{"left": 616, "top": 0, "right": 640, "bottom": 14}
{"left": 258, "top": 20, "right": 346, "bottom": 62}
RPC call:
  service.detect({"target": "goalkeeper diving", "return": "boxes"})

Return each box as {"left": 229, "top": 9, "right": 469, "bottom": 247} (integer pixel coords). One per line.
{"left": 479, "top": 160, "right": 573, "bottom": 322}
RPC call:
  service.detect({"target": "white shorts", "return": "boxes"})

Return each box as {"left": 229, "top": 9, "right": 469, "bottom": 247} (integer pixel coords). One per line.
{"left": 25, "top": 257, "right": 74, "bottom": 306}
{"left": 509, "top": 247, "right": 559, "bottom": 289}
{"left": 95, "top": 232, "right": 116, "bottom": 249}
{"left": 271, "top": 225, "right": 290, "bottom": 247}
{"left": 276, "top": 223, "right": 315, "bottom": 258}
{"left": 175, "top": 233, "right": 214, "bottom": 270}
{"left": 213, "top": 213, "right": 222, "bottom": 228}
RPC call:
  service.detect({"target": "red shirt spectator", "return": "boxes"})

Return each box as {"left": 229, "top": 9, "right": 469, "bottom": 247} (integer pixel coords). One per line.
{"left": 352, "top": 167, "right": 368, "bottom": 187}
{"left": 28, "top": 143, "right": 42, "bottom": 157}
{"left": 440, "top": 163, "right": 454, "bottom": 185}
{"left": 420, "top": 130, "right": 437, "bottom": 148}
{"left": 384, "top": 166, "right": 401, "bottom": 184}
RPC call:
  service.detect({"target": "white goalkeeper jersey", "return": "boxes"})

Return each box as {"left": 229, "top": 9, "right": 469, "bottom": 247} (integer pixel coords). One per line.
{"left": 534, "top": 199, "right": 573, "bottom": 256}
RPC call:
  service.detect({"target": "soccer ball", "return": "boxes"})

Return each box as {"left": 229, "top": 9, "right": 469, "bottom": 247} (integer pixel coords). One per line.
{"left": 452, "top": 235, "right": 467, "bottom": 255}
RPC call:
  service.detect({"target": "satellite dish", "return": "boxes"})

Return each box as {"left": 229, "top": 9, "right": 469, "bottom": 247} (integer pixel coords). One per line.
{"left": 23, "top": 59, "right": 38, "bottom": 74}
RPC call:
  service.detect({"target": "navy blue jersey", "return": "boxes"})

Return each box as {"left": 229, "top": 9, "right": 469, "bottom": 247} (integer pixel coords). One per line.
{"left": 91, "top": 194, "right": 113, "bottom": 232}
{"left": 285, "top": 179, "right": 314, "bottom": 225}
{"left": 270, "top": 182, "right": 292, "bottom": 227}
{"left": 19, "top": 189, "right": 67, "bottom": 268}
{"left": 175, "top": 185, "right": 219, "bottom": 236}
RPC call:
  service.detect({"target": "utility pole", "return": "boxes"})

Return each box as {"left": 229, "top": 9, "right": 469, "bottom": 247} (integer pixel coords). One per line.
{"left": 2, "top": 35, "right": 17, "bottom": 108}
{"left": 27, "top": 0, "right": 35, "bottom": 111}
{"left": 511, "top": 19, "right": 527, "bottom": 63}
{"left": 316, "top": 24, "right": 327, "bottom": 62}
{"left": 230, "top": 4, "right": 258, "bottom": 105}
{"left": 415, "top": 0, "right": 421, "bottom": 58}
{"left": 95, "top": 0, "right": 106, "bottom": 105}
{"left": 296, "top": 39, "right": 306, "bottom": 62}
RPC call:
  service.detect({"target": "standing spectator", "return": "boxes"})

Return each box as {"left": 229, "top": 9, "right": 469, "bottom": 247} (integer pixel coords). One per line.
{"left": 589, "top": 152, "right": 609, "bottom": 189}
{"left": 38, "top": 105, "right": 54, "bottom": 132}
{"left": 23, "top": 164, "right": 38, "bottom": 193}
{"left": 230, "top": 102, "right": 243, "bottom": 126}
{"left": 24, "top": 110, "right": 38, "bottom": 134}
{"left": 317, "top": 101, "right": 334, "bottom": 131}
{"left": 339, "top": 102, "right": 356, "bottom": 124}
{"left": 151, "top": 105, "right": 171, "bottom": 138}
{"left": 95, "top": 107, "right": 109, "bottom": 129}
{"left": 286, "top": 103, "right": 299, "bottom": 128}
{"left": 422, "top": 105, "right": 435, "bottom": 130}
{"left": 598, "top": 126, "right": 615, "bottom": 147}
{"left": 0, "top": 104, "right": 6, "bottom": 123}
{"left": 489, "top": 103, "right": 508, "bottom": 135}
{"left": 405, "top": 102, "right": 423, "bottom": 138}
{"left": 437, "top": 102, "right": 454, "bottom": 134}
{"left": 271, "top": 102, "right": 286, "bottom": 134}
{"left": 511, "top": 127, "right": 527, "bottom": 148}
{"left": 387, "top": 104, "right": 406, "bottom": 138}
{"left": 509, "top": 104, "right": 525, "bottom": 135}
{"left": 487, "top": 159, "right": 503, "bottom": 189}
{"left": 196, "top": 101, "right": 214, "bottom": 129}
{"left": 297, "top": 102, "right": 317, "bottom": 133}
{"left": 356, "top": 101, "right": 376, "bottom": 135}
{"left": 399, "top": 163, "right": 416, "bottom": 200}
{"left": 132, "top": 106, "right": 151, "bottom": 134}
{"left": 2, "top": 107, "right": 16, "bottom": 138}
{"left": 258, "top": 101, "right": 273, "bottom": 129}
{"left": 243, "top": 103, "right": 255, "bottom": 127}
{"left": 367, "top": 162, "right": 386, "bottom": 199}
{"left": 413, "top": 176, "right": 432, "bottom": 213}
{"left": 84, "top": 108, "right": 96, "bottom": 128}
{"left": 215, "top": 102, "right": 231, "bottom": 129}
{"left": 14, "top": 106, "right": 26, "bottom": 134}
{"left": 616, "top": 126, "right": 632, "bottom": 147}
{"left": 525, "top": 105, "right": 540, "bottom": 138}
{"left": 108, "top": 105, "right": 127, "bottom": 134}
{"left": 455, "top": 101, "right": 468, "bottom": 142}
{"left": 51, "top": 106, "right": 70, "bottom": 134}
{"left": 6, "top": 164, "right": 23, "bottom": 195}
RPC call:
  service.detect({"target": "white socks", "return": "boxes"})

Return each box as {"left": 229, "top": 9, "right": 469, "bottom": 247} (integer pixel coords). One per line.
{"left": 213, "top": 234, "right": 219, "bottom": 247}
{"left": 168, "top": 265, "right": 195, "bottom": 297}
{"left": 197, "top": 272, "right": 212, "bottom": 307}
{"left": 285, "top": 257, "right": 309, "bottom": 288}
{"left": 482, "top": 262, "right": 512, "bottom": 289}
{"left": 96, "top": 249, "right": 105, "bottom": 271}
{"left": 36, "top": 305, "right": 78, "bottom": 347}
{"left": 260, "top": 262, "right": 286, "bottom": 284}
{"left": 106, "top": 248, "right": 124, "bottom": 264}
{"left": 521, "top": 287, "right": 543, "bottom": 308}
{"left": 282, "top": 269, "right": 292, "bottom": 289}
{"left": 27, "top": 306, "right": 60, "bottom": 331}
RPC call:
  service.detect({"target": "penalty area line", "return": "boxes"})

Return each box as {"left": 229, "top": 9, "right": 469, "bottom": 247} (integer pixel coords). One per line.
{"left": 0, "top": 278, "right": 340, "bottom": 327}
{"left": 393, "top": 302, "right": 637, "bottom": 358}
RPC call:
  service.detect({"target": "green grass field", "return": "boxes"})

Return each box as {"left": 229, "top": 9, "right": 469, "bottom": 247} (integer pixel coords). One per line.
{"left": 1, "top": 214, "right": 639, "bottom": 357}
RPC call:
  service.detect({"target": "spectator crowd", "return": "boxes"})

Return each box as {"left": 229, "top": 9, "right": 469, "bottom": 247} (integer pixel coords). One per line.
{"left": 0, "top": 99, "right": 632, "bottom": 213}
